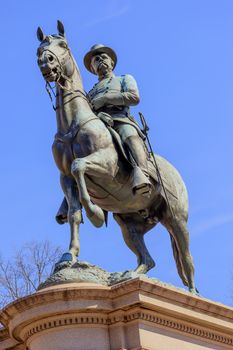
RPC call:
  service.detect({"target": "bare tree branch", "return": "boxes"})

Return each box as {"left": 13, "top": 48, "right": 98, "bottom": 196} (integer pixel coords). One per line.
{"left": 0, "top": 241, "right": 62, "bottom": 308}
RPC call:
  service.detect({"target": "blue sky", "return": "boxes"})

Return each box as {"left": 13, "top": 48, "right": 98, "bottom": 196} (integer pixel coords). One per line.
{"left": 0, "top": 0, "right": 233, "bottom": 306}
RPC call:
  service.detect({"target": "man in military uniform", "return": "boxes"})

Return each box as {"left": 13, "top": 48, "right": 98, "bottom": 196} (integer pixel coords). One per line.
{"left": 84, "top": 44, "right": 151, "bottom": 196}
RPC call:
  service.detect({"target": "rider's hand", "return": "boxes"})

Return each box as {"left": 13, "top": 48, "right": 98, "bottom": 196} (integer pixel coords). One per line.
{"left": 91, "top": 96, "right": 106, "bottom": 111}
{"left": 91, "top": 92, "right": 124, "bottom": 110}
{"left": 104, "top": 92, "right": 124, "bottom": 106}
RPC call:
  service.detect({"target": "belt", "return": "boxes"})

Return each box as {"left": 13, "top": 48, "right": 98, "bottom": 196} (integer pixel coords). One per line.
{"left": 97, "top": 105, "right": 129, "bottom": 117}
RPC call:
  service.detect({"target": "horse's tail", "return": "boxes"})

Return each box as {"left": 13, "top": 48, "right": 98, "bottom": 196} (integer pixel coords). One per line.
{"left": 169, "top": 234, "right": 189, "bottom": 286}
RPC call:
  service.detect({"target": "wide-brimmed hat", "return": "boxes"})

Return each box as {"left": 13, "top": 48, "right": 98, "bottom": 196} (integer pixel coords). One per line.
{"left": 84, "top": 44, "right": 117, "bottom": 74}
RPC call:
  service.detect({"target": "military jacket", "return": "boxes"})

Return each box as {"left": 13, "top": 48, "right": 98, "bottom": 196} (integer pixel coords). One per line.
{"left": 88, "top": 74, "right": 140, "bottom": 110}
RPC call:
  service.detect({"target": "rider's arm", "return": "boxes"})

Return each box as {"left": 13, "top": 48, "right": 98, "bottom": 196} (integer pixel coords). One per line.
{"left": 102, "top": 74, "right": 140, "bottom": 107}
{"left": 91, "top": 75, "right": 140, "bottom": 110}
{"left": 121, "top": 74, "right": 140, "bottom": 106}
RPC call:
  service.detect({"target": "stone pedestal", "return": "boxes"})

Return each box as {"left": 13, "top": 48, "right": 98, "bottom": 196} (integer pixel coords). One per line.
{"left": 0, "top": 277, "right": 233, "bottom": 350}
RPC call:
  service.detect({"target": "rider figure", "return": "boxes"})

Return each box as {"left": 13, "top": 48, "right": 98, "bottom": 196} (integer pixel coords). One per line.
{"left": 84, "top": 44, "right": 151, "bottom": 196}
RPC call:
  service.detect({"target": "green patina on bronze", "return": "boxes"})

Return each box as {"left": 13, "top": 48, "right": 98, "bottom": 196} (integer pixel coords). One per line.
{"left": 36, "top": 21, "right": 197, "bottom": 293}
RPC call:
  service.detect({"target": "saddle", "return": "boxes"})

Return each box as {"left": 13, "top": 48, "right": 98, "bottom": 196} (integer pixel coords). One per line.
{"left": 97, "top": 112, "right": 159, "bottom": 182}
{"left": 97, "top": 112, "right": 141, "bottom": 164}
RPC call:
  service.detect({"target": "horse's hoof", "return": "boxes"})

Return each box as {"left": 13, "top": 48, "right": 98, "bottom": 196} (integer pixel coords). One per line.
{"left": 59, "top": 252, "right": 74, "bottom": 262}
{"left": 134, "top": 264, "right": 149, "bottom": 274}
{"left": 135, "top": 259, "right": 156, "bottom": 275}
{"left": 189, "top": 287, "right": 199, "bottom": 295}
{"left": 54, "top": 252, "right": 77, "bottom": 272}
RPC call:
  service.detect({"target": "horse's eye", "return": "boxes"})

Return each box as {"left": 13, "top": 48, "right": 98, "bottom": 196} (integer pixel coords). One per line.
{"left": 48, "top": 55, "right": 54, "bottom": 62}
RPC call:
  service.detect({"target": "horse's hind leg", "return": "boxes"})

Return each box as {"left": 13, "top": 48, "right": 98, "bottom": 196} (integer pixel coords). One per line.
{"left": 162, "top": 214, "right": 196, "bottom": 292}
{"left": 113, "top": 213, "right": 156, "bottom": 274}
{"left": 58, "top": 174, "right": 82, "bottom": 265}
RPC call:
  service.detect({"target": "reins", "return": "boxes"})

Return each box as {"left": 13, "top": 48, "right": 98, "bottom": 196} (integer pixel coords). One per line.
{"left": 45, "top": 81, "right": 91, "bottom": 111}
{"left": 55, "top": 116, "right": 99, "bottom": 144}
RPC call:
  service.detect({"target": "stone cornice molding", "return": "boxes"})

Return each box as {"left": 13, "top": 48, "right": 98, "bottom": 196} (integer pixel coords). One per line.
{"left": 1, "top": 278, "right": 233, "bottom": 323}
{"left": 111, "top": 278, "right": 233, "bottom": 322}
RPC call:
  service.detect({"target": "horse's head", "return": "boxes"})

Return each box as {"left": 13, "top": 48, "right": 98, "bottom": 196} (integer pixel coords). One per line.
{"left": 37, "top": 21, "right": 74, "bottom": 83}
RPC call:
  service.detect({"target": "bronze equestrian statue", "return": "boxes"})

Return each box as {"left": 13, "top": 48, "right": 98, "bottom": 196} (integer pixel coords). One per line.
{"left": 36, "top": 21, "right": 197, "bottom": 293}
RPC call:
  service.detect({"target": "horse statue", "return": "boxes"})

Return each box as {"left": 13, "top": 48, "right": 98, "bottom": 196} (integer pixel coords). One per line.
{"left": 36, "top": 21, "right": 197, "bottom": 293}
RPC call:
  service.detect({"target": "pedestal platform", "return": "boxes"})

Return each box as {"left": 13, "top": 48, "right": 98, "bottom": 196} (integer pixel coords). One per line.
{"left": 0, "top": 277, "right": 233, "bottom": 350}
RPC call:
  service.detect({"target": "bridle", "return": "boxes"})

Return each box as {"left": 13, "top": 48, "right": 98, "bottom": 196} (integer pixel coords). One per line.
{"left": 40, "top": 40, "right": 97, "bottom": 143}
{"left": 41, "top": 43, "right": 91, "bottom": 110}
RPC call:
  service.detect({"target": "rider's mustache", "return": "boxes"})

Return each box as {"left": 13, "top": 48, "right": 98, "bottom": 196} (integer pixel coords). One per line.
{"left": 97, "top": 60, "right": 110, "bottom": 71}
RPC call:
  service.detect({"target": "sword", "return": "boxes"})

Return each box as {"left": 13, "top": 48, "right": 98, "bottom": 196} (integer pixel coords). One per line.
{"left": 139, "top": 112, "right": 174, "bottom": 218}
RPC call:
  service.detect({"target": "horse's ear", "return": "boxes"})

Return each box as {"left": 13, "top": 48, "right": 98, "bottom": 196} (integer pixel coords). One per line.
{"left": 37, "top": 27, "right": 45, "bottom": 42}
{"left": 57, "top": 20, "right": 65, "bottom": 37}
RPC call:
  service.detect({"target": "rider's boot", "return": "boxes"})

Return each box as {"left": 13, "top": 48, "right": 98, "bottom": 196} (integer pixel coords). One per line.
{"left": 125, "top": 135, "right": 152, "bottom": 196}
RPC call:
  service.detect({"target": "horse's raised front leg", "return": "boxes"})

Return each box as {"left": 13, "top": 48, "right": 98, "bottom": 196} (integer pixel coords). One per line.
{"left": 56, "top": 174, "right": 82, "bottom": 268}
{"left": 71, "top": 150, "right": 113, "bottom": 228}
